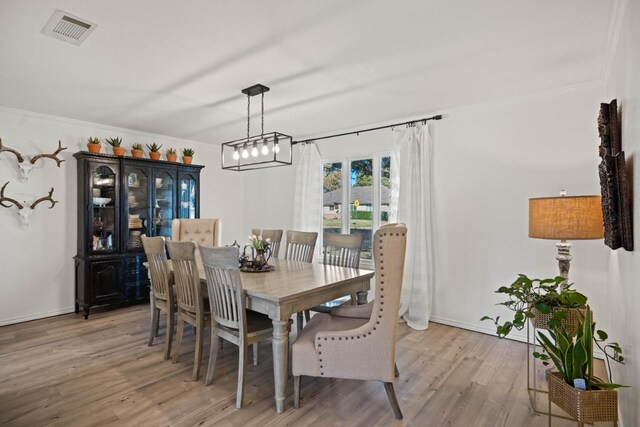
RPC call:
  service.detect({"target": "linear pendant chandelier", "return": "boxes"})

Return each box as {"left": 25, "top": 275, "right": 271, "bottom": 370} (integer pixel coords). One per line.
{"left": 221, "top": 84, "right": 293, "bottom": 171}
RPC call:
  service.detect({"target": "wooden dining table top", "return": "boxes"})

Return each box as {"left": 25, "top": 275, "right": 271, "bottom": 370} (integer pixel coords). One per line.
{"left": 167, "top": 257, "right": 375, "bottom": 303}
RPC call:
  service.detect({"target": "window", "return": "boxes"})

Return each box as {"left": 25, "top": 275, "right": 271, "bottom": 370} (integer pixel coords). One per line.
{"left": 321, "top": 154, "right": 391, "bottom": 265}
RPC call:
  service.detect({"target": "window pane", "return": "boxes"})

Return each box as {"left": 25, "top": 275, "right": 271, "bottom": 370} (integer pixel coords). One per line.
{"left": 381, "top": 156, "right": 391, "bottom": 225}
{"left": 350, "top": 159, "right": 373, "bottom": 259}
{"left": 323, "top": 162, "right": 342, "bottom": 234}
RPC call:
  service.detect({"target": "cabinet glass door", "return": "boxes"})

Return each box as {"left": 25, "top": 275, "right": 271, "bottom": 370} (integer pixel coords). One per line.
{"left": 179, "top": 174, "right": 197, "bottom": 219}
{"left": 153, "top": 171, "right": 175, "bottom": 238}
{"left": 124, "top": 166, "right": 151, "bottom": 251}
{"left": 90, "top": 164, "right": 118, "bottom": 253}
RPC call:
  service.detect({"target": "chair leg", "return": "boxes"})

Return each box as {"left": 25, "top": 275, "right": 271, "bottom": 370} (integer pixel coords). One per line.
{"left": 205, "top": 332, "right": 220, "bottom": 386}
{"left": 395, "top": 363, "right": 400, "bottom": 378}
{"left": 296, "top": 312, "right": 304, "bottom": 334}
{"left": 236, "top": 342, "right": 248, "bottom": 409}
{"left": 253, "top": 342, "right": 259, "bottom": 366}
{"left": 192, "top": 317, "right": 204, "bottom": 381}
{"left": 173, "top": 316, "right": 184, "bottom": 364}
{"left": 304, "top": 310, "right": 310, "bottom": 322}
{"left": 148, "top": 306, "right": 159, "bottom": 346}
{"left": 164, "top": 309, "right": 175, "bottom": 360}
{"left": 383, "top": 382, "right": 403, "bottom": 420}
{"left": 293, "top": 375, "right": 301, "bottom": 409}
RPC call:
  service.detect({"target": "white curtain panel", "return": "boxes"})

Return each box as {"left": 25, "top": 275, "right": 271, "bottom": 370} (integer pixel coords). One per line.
{"left": 390, "top": 123, "right": 435, "bottom": 330}
{"left": 293, "top": 143, "right": 323, "bottom": 236}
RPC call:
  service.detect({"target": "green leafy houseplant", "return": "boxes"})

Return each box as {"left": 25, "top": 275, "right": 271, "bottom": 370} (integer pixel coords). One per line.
{"left": 183, "top": 148, "right": 195, "bottom": 157}
{"left": 534, "top": 305, "right": 625, "bottom": 390}
{"left": 146, "top": 143, "right": 162, "bottom": 152}
{"left": 131, "top": 143, "right": 143, "bottom": 151}
{"left": 166, "top": 147, "right": 177, "bottom": 155}
{"left": 87, "top": 137, "right": 101, "bottom": 145}
{"left": 105, "top": 137, "right": 122, "bottom": 147}
{"left": 87, "top": 136, "right": 101, "bottom": 153}
{"left": 481, "top": 274, "right": 587, "bottom": 338}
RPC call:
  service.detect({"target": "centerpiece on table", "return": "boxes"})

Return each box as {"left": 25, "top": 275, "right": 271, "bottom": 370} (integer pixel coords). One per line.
{"left": 241, "top": 234, "right": 275, "bottom": 272}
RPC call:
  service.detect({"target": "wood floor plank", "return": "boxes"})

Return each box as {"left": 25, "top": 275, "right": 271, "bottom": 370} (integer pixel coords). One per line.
{"left": 0, "top": 305, "right": 614, "bottom": 426}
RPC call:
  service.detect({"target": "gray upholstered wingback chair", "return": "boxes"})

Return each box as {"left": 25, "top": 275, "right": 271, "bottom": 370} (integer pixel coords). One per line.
{"left": 292, "top": 224, "right": 407, "bottom": 419}
{"left": 171, "top": 218, "right": 221, "bottom": 259}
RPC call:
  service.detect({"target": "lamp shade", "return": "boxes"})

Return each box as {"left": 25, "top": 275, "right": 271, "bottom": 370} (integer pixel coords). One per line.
{"left": 529, "top": 195, "right": 604, "bottom": 240}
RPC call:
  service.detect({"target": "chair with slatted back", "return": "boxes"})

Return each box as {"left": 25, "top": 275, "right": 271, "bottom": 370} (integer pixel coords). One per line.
{"left": 142, "top": 235, "right": 175, "bottom": 360}
{"left": 166, "top": 240, "right": 209, "bottom": 381}
{"left": 251, "top": 228, "right": 283, "bottom": 258}
{"left": 284, "top": 230, "right": 318, "bottom": 333}
{"left": 199, "top": 245, "right": 273, "bottom": 409}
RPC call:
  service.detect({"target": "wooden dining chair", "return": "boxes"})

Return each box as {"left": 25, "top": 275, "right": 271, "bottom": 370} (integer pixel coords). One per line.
{"left": 302, "top": 233, "right": 364, "bottom": 321}
{"left": 285, "top": 230, "right": 318, "bottom": 332}
{"left": 251, "top": 228, "right": 283, "bottom": 258}
{"left": 166, "top": 240, "right": 209, "bottom": 381}
{"left": 292, "top": 224, "right": 407, "bottom": 419}
{"left": 199, "top": 245, "right": 274, "bottom": 409}
{"left": 142, "top": 235, "right": 175, "bottom": 360}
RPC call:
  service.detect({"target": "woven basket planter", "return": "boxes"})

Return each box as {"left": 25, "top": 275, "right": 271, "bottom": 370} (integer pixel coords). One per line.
{"left": 547, "top": 372, "right": 618, "bottom": 423}
{"left": 530, "top": 306, "right": 584, "bottom": 335}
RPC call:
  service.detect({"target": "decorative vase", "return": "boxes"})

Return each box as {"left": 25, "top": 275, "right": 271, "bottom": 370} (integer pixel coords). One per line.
{"left": 149, "top": 152, "right": 161, "bottom": 160}
{"left": 131, "top": 149, "right": 143, "bottom": 158}
{"left": 167, "top": 154, "right": 177, "bottom": 162}
{"left": 547, "top": 371, "right": 618, "bottom": 424}
{"left": 254, "top": 248, "right": 271, "bottom": 269}
{"left": 182, "top": 156, "right": 193, "bottom": 164}
{"left": 112, "top": 147, "right": 126, "bottom": 156}
{"left": 87, "top": 143, "right": 101, "bottom": 153}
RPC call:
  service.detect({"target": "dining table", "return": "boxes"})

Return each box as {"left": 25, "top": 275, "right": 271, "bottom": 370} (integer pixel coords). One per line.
{"left": 158, "top": 257, "right": 374, "bottom": 413}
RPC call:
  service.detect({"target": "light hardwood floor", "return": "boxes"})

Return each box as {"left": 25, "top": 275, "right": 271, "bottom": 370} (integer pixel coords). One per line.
{"left": 0, "top": 305, "right": 610, "bottom": 426}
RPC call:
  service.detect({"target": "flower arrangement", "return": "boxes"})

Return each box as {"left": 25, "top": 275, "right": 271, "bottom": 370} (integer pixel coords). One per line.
{"left": 247, "top": 234, "right": 271, "bottom": 251}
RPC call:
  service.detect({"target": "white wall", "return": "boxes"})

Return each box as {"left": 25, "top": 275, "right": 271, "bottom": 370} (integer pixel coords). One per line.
{"left": 243, "top": 85, "right": 611, "bottom": 342}
{"left": 604, "top": 1, "right": 640, "bottom": 425}
{"left": 0, "top": 106, "right": 244, "bottom": 325}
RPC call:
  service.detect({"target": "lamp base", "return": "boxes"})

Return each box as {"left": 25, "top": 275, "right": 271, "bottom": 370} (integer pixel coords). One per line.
{"left": 556, "top": 240, "right": 572, "bottom": 288}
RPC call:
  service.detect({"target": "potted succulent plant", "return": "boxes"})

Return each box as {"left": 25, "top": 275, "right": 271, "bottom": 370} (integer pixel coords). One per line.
{"left": 481, "top": 275, "right": 587, "bottom": 337}
{"left": 182, "top": 148, "right": 195, "bottom": 164}
{"left": 535, "top": 305, "right": 625, "bottom": 424}
{"left": 166, "top": 147, "right": 178, "bottom": 162}
{"left": 131, "top": 143, "right": 143, "bottom": 158}
{"left": 87, "top": 137, "right": 101, "bottom": 153}
{"left": 105, "top": 137, "right": 125, "bottom": 156}
{"left": 147, "top": 143, "right": 162, "bottom": 160}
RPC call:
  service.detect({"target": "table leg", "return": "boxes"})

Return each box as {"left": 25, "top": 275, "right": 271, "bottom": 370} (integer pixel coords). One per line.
{"left": 272, "top": 318, "right": 290, "bottom": 413}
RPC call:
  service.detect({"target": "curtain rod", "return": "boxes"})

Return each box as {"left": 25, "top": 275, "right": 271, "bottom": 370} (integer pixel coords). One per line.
{"left": 291, "top": 114, "right": 442, "bottom": 145}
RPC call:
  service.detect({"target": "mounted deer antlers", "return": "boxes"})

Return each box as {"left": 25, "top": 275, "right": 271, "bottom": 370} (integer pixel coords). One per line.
{"left": 0, "top": 181, "right": 58, "bottom": 227}
{"left": 0, "top": 139, "right": 67, "bottom": 180}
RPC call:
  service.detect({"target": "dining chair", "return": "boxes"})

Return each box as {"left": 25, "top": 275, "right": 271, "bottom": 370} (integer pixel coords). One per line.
{"left": 166, "top": 240, "right": 209, "bottom": 381}
{"left": 172, "top": 218, "right": 221, "bottom": 259}
{"left": 199, "top": 245, "right": 274, "bottom": 409}
{"left": 251, "top": 228, "right": 283, "bottom": 258}
{"left": 142, "top": 235, "right": 175, "bottom": 360}
{"left": 284, "top": 230, "right": 318, "bottom": 333}
{"left": 302, "top": 233, "right": 364, "bottom": 321}
{"left": 292, "top": 224, "right": 407, "bottom": 419}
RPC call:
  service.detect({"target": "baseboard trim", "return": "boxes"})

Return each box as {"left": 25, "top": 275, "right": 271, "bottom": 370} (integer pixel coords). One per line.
{"left": 0, "top": 307, "right": 76, "bottom": 326}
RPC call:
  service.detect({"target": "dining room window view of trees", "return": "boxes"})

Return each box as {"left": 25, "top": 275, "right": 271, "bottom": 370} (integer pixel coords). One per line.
{"left": 323, "top": 155, "right": 391, "bottom": 261}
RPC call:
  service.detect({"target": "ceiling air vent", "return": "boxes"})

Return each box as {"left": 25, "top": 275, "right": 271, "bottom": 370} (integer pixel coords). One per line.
{"left": 41, "top": 10, "right": 97, "bottom": 46}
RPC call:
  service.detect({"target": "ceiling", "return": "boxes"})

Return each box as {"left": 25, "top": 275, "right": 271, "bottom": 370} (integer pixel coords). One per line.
{"left": 0, "top": 0, "right": 615, "bottom": 144}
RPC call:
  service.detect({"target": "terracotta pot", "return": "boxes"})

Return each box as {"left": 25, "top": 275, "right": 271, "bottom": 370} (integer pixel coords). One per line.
{"left": 149, "top": 152, "right": 161, "bottom": 160}
{"left": 131, "top": 149, "right": 143, "bottom": 158}
{"left": 547, "top": 371, "right": 618, "bottom": 423}
{"left": 112, "top": 147, "right": 126, "bottom": 156}
{"left": 87, "top": 143, "right": 101, "bottom": 153}
{"left": 182, "top": 156, "right": 193, "bottom": 164}
{"left": 166, "top": 154, "right": 178, "bottom": 162}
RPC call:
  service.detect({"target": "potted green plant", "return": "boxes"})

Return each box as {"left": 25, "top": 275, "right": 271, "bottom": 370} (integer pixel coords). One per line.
{"left": 87, "top": 137, "right": 101, "bottom": 153}
{"left": 166, "top": 147, "right": 177, "bottom": 162}
{"left": 535, "top": 305, "right": 625, "bottom": 424}
{"left": 481, "top": 275, "right": 587, "bottom": 337}
{"left": 182, "top": 148, "right": 195, "bottom": 164}
{"left": 131, "top": 143, "right": 143, "bottom": 158}
{"left": 147, "top": 143, "right": 162, "bottom": 160}
{"left": 105, "top": 137, "right": 125, "bottom": 156}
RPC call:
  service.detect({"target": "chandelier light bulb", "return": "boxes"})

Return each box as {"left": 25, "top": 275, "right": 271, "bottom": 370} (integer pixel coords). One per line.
{"left": 232, "top": 146, "right": 240, "bottom": 160}
{"left": 241, "top": 144, "right": 249, "bottom": 159}
{"left": 261, "top": 140, "right": 269, "bottom": 155}
{"left": 251, "top": 141, "right": 258, "bottom": 157}
{"left": 273, "top": 141, "right": 280, "bottom": 154}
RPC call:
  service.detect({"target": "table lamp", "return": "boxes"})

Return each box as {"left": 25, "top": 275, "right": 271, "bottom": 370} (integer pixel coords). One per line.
{"left": 528, "top": 193, "right": 604, "bottom": 287}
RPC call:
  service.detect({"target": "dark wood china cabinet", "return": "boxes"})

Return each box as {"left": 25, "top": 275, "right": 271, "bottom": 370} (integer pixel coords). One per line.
{"left": 74, "top": 151, "right": 204, "bottom": 318}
